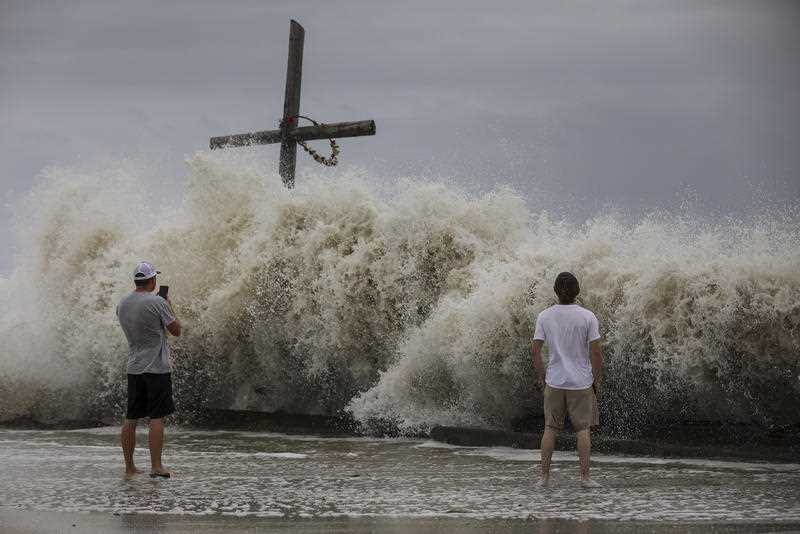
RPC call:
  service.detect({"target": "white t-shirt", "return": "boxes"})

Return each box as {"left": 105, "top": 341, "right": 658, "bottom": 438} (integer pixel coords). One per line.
{"left": 533, "top": 304, "right": 601, "bottom": 390}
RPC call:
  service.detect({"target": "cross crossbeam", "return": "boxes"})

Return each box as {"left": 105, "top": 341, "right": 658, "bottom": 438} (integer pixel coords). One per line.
{"left": 209, "top": 20, "right": 376, "bottom": 188}
{"left": 210, "top": 120, "right": 376, "bottom": 149}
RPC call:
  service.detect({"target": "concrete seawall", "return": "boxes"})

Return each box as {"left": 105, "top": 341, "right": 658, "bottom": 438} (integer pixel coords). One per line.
{"left": 192, "top": 410, "right": 799, "bottom": 462}
{"left": 4, "top": 410, "right": 797, "bottom": 462}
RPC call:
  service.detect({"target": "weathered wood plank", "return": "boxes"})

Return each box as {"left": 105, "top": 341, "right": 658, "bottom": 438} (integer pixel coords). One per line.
{"left": 279, "top": 20, "right": 304, "bottom": 188}
{"left": 210, "top": 130, "right": 282, "bottom": 149}
{"left": 209, "top": 120, "right": 376, "bottom": 149}
{"left": 292, "top": 120, "right": 376, "bottom": 141}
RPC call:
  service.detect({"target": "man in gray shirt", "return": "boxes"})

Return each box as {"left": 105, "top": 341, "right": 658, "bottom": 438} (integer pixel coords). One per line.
{"left": 116, "top": 261, "right": 181, "bottom": 478}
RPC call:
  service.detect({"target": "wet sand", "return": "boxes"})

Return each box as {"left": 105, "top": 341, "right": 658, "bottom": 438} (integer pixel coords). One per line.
{"left": 1, "top": 428, "right": 799, "bottom": 532}
{"left": 2, "top": 510, "right": 799, "bottom": 534}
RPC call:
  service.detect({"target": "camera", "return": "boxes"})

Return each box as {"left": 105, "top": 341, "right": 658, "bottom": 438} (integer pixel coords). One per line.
{"left": 157, "top": 285, "right": 169, "bottom": 300}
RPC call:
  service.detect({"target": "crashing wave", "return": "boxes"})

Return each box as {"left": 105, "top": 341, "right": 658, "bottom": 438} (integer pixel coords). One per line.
{"left": 1, "top": 154, "right": 798, "bottom": 433}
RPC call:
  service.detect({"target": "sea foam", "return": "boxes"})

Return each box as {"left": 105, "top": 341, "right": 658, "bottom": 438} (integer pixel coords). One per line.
{"left": 1, "top": 153, "right": 797, "bottom": 433}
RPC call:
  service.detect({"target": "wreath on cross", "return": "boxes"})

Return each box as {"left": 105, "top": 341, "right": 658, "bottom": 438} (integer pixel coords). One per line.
{"left": 280, "top": 115, "right": 340, "bottom": 167}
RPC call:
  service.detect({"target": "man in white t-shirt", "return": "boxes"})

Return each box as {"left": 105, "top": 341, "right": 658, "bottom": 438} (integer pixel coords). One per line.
{"left": 532, "top": 272, "right": 603, "bottom": 488}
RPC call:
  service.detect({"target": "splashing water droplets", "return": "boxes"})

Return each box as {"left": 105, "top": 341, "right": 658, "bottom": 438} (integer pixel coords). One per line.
{"left": 1, "top": 153, "right": 798, "bottom": 432}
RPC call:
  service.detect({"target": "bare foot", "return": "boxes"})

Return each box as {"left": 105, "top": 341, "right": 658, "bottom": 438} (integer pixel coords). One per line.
{"left": 149, "top": 467, "right": 174, "bottom": 478}
{"left": 124, "top": 467, "right": 144, "bottom": 479}
{"left": 581, "top": 478, "right": 602, "bottom": 488}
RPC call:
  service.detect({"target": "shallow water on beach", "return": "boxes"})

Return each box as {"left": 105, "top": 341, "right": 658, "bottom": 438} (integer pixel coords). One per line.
{"left": 1, "top": 428, "right": 799, "bottom": 524}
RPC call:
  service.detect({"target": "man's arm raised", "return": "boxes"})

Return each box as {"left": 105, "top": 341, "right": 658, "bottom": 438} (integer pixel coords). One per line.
{"left": 162, "top": 297, "right": 181, "bottom": 337}
{"left": 166, "top": 319, "right": 181, "bottom": 337}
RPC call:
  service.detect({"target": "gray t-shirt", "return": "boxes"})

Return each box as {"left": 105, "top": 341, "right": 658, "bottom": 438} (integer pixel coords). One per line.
{"left": 116, "top": 292, "right": 176, "bottom": 374}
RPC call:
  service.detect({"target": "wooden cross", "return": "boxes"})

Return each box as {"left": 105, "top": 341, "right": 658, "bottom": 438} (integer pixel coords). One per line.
{"left": 209, "top": 20, "right": 376, "bottom": 188}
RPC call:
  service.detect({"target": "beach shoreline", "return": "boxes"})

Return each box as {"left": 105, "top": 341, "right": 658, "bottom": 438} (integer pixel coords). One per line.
{"left": 3, "top": 408, "right": 799, "bottom": 464}
{"left": 2, "top": 509, "right": 800, "bottom": 534}
{"left": 1, "top": 426, "right": 798, "bottom": 527}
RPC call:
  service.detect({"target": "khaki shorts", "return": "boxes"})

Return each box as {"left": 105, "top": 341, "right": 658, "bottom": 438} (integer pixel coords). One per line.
{"left": 543, "top": 384, "right": 599, "bottom": 432}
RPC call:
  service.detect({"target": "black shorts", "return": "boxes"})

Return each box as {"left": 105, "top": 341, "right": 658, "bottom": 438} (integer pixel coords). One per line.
{"left": 126, "top": 373, "right": 175, "bottom": 419}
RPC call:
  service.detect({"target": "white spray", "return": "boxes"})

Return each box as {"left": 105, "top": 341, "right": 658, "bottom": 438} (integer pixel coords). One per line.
{"left": 1, "top": 154, "right": 797, "bottom": 432}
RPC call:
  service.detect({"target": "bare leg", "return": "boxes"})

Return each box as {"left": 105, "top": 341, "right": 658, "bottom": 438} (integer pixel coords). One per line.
{"left": 148, "top": 418, "right": 172, "bottom": 476}
{"left": 577, "top": 429, "right": 591, "bottom": 480}
{"left": 540, "top": 427, "right": 558, "bottom": 481}
{"left": 121, "top": 419, "right": 142, "bottom": 477}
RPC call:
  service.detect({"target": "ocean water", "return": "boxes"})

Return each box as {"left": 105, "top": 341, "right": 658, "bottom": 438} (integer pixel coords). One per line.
{"left": 1, "top": 427, "right": 799, "bottom": 522}
{"left": 0, "top": 153, "right": 798, "bottom": 432}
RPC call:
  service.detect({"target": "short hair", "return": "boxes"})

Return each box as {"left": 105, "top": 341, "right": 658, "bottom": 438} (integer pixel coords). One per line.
{"left": 134, "top": 277, "right": 152, "bottom": 288}
{"left": 554, "top": 272, "right": 580, "bottom": 304}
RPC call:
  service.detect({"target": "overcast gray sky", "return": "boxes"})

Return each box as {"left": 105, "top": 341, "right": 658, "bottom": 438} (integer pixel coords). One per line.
{"left": 2, "top": 0, "right": 799, "bottom": 274}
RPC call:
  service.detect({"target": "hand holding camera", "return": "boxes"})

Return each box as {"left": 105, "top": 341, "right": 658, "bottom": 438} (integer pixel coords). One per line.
{"left": 157, "top": 285, "right": 169, "bottom": 302}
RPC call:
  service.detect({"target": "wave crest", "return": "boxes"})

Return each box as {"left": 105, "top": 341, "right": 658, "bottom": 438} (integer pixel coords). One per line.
{"left": 1, "top": 154, "right": 798, "bottom": 432}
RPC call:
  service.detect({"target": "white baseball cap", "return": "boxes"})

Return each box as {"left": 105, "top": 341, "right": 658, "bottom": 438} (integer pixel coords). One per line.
{"left": 133, "top": 261, "right": 160, "bottom": 280}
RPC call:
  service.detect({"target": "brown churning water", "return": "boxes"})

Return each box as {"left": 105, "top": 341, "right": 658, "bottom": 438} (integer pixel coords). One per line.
{"left": 0, "top": 153, "right": 798, "bottom": 433}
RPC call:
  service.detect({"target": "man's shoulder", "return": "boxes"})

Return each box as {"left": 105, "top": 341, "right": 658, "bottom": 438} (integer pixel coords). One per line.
{"left": 118, "top": 291, "right": 137, "bottom": 307}
{"left": 119, "top": 292, "right": 161, "bottom": 309}
{"left": 141, "top": 294, "right": 169, "bottom": 312}
{"left": 574, "top": 305, "right": 598, "bottom": 322}
{"left": 536, "top": 305, "right": 556, "bottom": 318}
